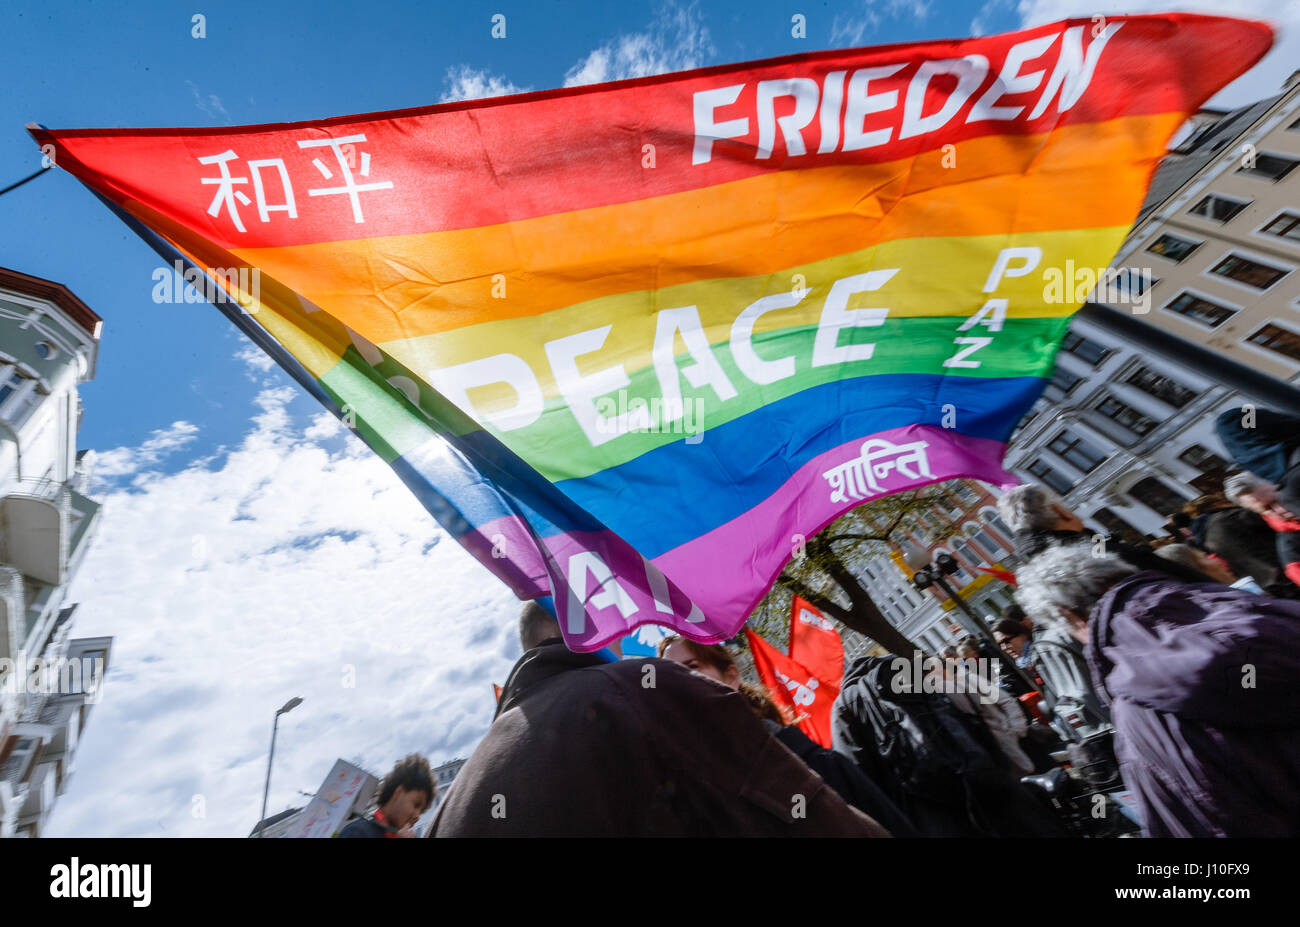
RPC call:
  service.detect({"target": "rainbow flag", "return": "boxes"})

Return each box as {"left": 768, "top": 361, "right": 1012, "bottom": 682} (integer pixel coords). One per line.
{"left": 31, "top": 13, "right": 1268, "bottom": 651}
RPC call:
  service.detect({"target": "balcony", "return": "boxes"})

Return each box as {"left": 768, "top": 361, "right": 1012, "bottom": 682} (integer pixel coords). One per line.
{"left": 0, "top": 478, "right": 100, "bottom": 587}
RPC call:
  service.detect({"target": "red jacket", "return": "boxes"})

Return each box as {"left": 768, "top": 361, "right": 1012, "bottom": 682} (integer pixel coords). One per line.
{"left": 1261, "top": 513, "right": 1300, "bottom": 588}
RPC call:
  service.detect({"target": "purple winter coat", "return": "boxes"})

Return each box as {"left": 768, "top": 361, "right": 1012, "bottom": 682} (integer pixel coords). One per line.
{"left": 1088, "top": 571, "right": 1300, "bottom": 837}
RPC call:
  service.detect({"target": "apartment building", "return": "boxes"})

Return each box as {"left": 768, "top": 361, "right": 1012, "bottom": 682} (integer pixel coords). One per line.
{"left": 1003, "top": 72, "right": 1300, "bottom": 546}
{"left": 851, "top": 74, "right": 1300, "bottom": 652}
{"left": 1114, "top": 72, "right": 1300, "bottom": 378}
{"left": 0, "top": 267, "right": 111, "bottom": 838}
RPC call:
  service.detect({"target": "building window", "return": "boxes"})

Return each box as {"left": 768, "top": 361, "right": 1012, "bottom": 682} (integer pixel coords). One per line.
{"left": 1124, "top": 366, "right": 1196, "bottom": 409}
{"left": 1095, "top": 395, "right": 1159, "bottom": 438}
{"left": 1048, "top": 365, "right": 1082, "bottom": 395}
{"left": 1162, "top": 291, "right": 1236, "bottom": 328}
{"left": 957, "top": 542, "right": 985, "bottom": 571}
{"left": 1126, "top": 477, "right": 1188, "bottom": 516}
{"left": 953, "top": 481, "right": 979, "bottom": 506}
{"left": 0, "top": 368, "right": 28, "bottom": 407}
{"left": 1245, "top": 323, "right": 1300, "bottom": 363}
{"left": 1048, "top": 429, "right": 1107, "bottom": 473}
{"left": 1027, "top": 459, "right": 1074, "bottom": 495}
{"left": 1059, "top": 332, "right": 1109, "bottom": 365}
{"left": 919, "top": 509, "right": 945, "bottom": 532}
{"left": 1260, "top": 211, "right": 1300, "bottom": 244}
{"left": 964, "top": 523, "right": 1001, "bottom": 559}
{"left": 1236, "top": 152, "right": 1299, "bottom": 182}
{"left": 1110, "top": 267, "right": 1157, "bottom": 298}
{"left": 1178, "top": 444, "right": 1228, "bottom": 472}
{"left": 0, "top": 368, "right": 42, "bottom": 427}
{"left": 979, "top": 508, "right": 1014, "bottom": 544}
{"left": 1208, "top": 253, "right": 1288, "bottom": 290}
{"left": 1146, "top": 233, "right": 1202, "bottom": 262}
{"left": 1090, "top": 507, "right": 1147, "bottom": 546}
{"left": 67, "top": 650, "right": 107, "bottom": 695}
{"left": 1189, "top": 194, "right": 1249, "bottom": 223}
{"left": 1178, "top": 444, "right": 1233, "bottom": 496}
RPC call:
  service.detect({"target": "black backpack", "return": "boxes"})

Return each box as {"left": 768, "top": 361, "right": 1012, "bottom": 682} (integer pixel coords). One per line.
{"left": 854, "top": 659, "right": 1001, "bottom": 804}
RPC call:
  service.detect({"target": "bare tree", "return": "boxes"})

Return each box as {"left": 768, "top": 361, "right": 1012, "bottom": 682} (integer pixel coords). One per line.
{"left": 748, "top": 484, "right": 963, "bottom": 656}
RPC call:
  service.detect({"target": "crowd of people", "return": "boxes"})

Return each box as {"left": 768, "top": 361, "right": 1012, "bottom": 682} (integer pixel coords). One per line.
{"left": 997, "top": 406, "right": 1300, "bottom": 837}
{"left": 347, "top": 406, "right": 1300, "bottom": 838}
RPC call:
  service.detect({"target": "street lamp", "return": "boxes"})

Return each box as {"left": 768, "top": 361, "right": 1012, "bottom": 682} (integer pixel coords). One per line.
{"left": 258, "top": 696, "right": 303, "bottom": 838}
{"left": 903, "top": 546, "right": 1040, "bottom": 697}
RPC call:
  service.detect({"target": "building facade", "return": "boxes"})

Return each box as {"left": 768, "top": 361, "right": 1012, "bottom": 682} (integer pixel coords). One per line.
{"left": 1114, "top": 72, "right": 1300, "bottom": 378}
{"left": 1004, "top": 73, "right": 1300, "bottom": 544}
{"left": 852, "top": 75, "right": 1300, "bottom": 653}
{"left": 0, "top": 267, "right": 110, "bottom": 838}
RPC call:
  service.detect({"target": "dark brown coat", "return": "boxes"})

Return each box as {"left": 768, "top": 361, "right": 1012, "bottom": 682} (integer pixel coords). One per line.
{"left": 431, "top": 643, "right": 889, "bottom": 837}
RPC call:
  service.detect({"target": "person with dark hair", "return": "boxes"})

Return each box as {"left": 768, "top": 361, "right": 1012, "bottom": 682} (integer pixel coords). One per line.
{"left": 1001, "top": 602, "right": 1031, "bottom": 630}
{"left": 658, "top": 635, "right": 917, "bottom": 836}
{"left": 430, "top": 608, "right": 889, "bottom": 837}
{"left": 993, "top": 619, "right": 1033, "bottom": 668}
{"left": 1164, "top": 510, "right": 1195, "bottom": 545}
{"left": 997, "top": 597, "right": 1110, "bottom": 732}
{"left": 337, "top": 754, "right": 436, "bottom": 838}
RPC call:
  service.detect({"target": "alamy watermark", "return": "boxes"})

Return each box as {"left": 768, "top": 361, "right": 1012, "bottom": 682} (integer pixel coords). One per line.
{"left": 151, "top": 260, "right": 260, "bottom": 311}
{"left": 593, "top": 390, "right": 705, "bottom": 444}
{"left": 0, "top": 651, "right": 105, "bottom": 702}
{"left": 1042, "top": 260, "right": 1153, "bottom": 314}
{"left": 890, "top": 651, "right": 1000, "bottom": 704}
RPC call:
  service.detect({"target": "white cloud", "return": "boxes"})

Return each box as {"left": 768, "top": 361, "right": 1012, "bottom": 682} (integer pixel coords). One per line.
{"left": 439, "top": 65, "right": 530, "bottom": 103}
{"left": 563, "top": 1, "right": 716, "bottom": 87}
{"left": 971, "top": 0, "right": 1016, "bottom": 37}
{"left": 1016, "top": 0, "right": 1300, "bottom": 108}
{"left": 831, "top": 0, "right": 933, "bottom": 49}
{"left": 45, "top": 384, "right": 522, "bottom": 836}
{"left": 185, "top": 80, "right": 229, "bottom": 121}
{"left": 92, "top": 421, "right": 201, "bottom": 481}
{"left": 234, "top": 344, "right": 275, "bottom": 376}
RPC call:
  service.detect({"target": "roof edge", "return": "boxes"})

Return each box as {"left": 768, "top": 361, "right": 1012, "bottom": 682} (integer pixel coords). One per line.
{"left": 0, "top": 267, "right": 102, "bottom": 339}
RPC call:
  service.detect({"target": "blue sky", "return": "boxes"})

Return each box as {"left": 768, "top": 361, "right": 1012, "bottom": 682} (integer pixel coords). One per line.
{"left": 0, "top": 0, "right": 1294, "bottom": 836}
{"left": 0, "top": 0, "right": 1027, "bottom": 462}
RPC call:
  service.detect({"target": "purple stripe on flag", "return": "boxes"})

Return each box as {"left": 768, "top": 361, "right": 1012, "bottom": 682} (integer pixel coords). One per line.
{"left": 469, "top": 425, "right": 1015, "bottom": 651}
{"left": 651, "top": 425, "right": 1016, "bottom": 623}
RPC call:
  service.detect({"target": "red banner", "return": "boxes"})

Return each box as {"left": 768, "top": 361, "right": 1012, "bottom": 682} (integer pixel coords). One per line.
{"left": 977, "top": 565, "right": 1018, "bottom": 587}
{"left": 789, "top": 596, "right": 844, "bottom": 691}
{"left": 745, "top": 626, "right": 838, "bottom": 747}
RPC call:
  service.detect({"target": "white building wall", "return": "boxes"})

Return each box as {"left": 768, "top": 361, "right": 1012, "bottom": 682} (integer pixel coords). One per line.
{"left": 0, "top": 273, "right": 105, "bottom": 838}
